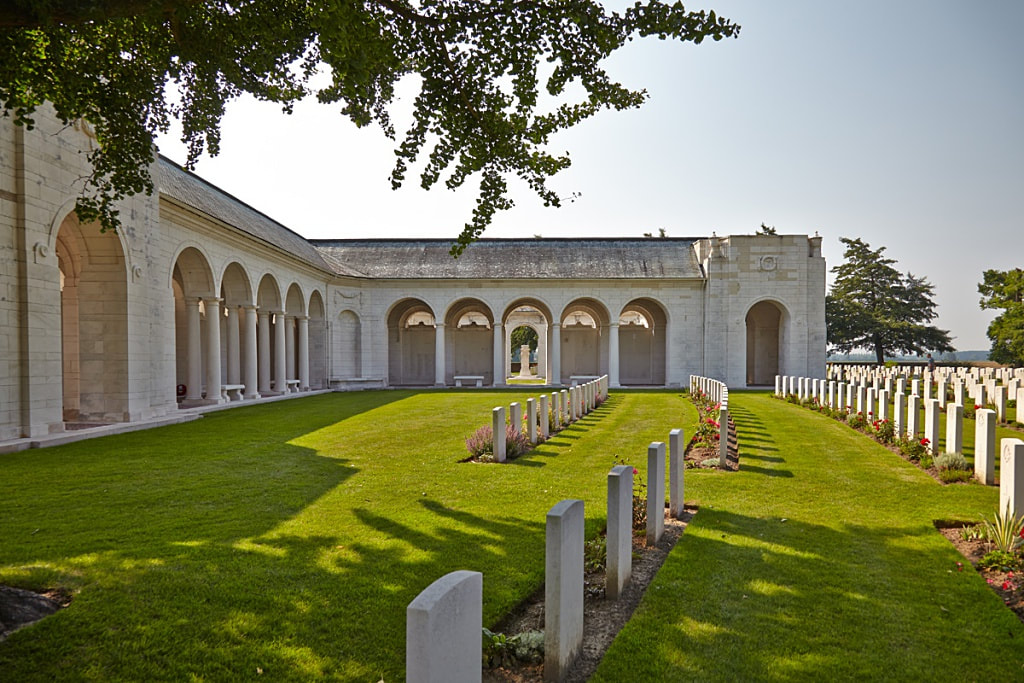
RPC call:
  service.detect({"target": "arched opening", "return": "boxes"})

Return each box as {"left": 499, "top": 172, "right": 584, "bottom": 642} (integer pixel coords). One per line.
{"left": 308, "top": 291, "right": 327, "bottom": 389}
{"left": 285, "top": 283, "right": 306, "bottom": 390}
{"left": 256, "top": 275, "right": 283, "bottom": 395}
{"left": 560, "top": 298, "right": 610, "bottom": 384}
{"left": 619, "top": 298, "right": 668, "bottom": 386}
{"left": 444, "top": 299, "right": 494, "bottom": 385}
{"left": 56, "top": 212, "right": 129, "bottom": 423}
{"left": 502, "top": 300, "right": 551, "bottom": 382}
{"left": 746, "top": 300, "right": 783, "bottom": 386}
{"left": 173, "top": 247, "right": 216, "bottom": 405}
{"left": 219, "top": 262, "right": 253, "bottom": 392}
{"left": 387, "top": 298, "right": 436, "bottom": 386}
{"left": 510, "top": 325, "right": 538, "bottom": 377}
{"left": 335, "top": 310, "right": 362, "bottom": 380}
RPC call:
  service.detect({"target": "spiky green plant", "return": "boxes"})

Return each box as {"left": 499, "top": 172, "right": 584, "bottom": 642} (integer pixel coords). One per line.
{"left": 982, "top": 504, "right": 1024, "bottom": 553}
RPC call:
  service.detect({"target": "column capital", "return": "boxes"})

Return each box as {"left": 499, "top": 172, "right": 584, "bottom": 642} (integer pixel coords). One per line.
{"left": 242, "top": 303, "right": 259, "bottom": 311}
{"left": 609, "top": 321, "right": 620, "bottom": 329}
{"left": 296, "top": 314, "right": 310, "bottom": 322}
{"left": 551, "top": 321, "right": 561, "bottom": 328}
{"left": 434, "top": 322, "right": 446, "bottom": 329}
{"left": 202, "top": 296, "right": 223, "bottom": 305}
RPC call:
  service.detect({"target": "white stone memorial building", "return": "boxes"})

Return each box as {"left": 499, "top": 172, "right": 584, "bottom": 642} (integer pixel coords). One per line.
{"left": 1, "top": 107, "right": 826, "bottom": 441}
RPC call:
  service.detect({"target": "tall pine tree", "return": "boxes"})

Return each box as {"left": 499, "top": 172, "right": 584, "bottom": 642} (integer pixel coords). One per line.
{"left": 826, "top": 237, "right": 953, "bottom": 364}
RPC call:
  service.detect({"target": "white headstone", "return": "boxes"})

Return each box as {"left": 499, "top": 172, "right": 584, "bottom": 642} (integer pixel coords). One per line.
{"left": 945, "top": 403, "right": 963, "bottom": 454}
{"left": 606, "top": 465, "right": 633, "bottom": 600}
{"left": 924, "top": 399, "right": 940, "bottom": 455}
{"left": 540, "top": 394, "right": 550, "bottom": 439}
{"left": 669, "top": 429, "right": 685, "bottom": 519}
{"left": 907, "top": 394, "right": 921, "bottom": 438}
{"left": 526, "top": 398, "right": 537, "bottom": 445}
{"left": 975, "top": 409, "right": 996, "bottom": 485}
{"left": 719, "top": 407, "right": 729, "bottom": 469}
{"left": 406, "top": 570, "right": 483, "bottom": 683}
{"left": 647, "top": 442, "right": 666, "bottom": 545}
{"left": 545, "top": 499, "right": 585, "bottom": 682}
{"left": 1000, "top": 439, "right": 1024, "bottom": 519}
{"left": 493, "top": 407, "right": 507, "bottom": 462}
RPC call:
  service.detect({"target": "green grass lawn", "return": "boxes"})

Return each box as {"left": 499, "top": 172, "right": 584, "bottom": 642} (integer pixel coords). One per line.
{"left": 0, "top": 389, "right": 695, "bottom": 681}
{"left": 592, "top": 392, "right": 1024, "bottom": 681}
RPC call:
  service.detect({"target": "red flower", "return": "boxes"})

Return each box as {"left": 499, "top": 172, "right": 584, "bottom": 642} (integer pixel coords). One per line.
{"left": 632, "top": 467, "right": 638, "bottom": 475}
{"left": 1002, "top": 581, "right": 1012, "bottom": 590}
{"left": 920, "top": 438, "right": 930, "bottom": 446}
{"left": 975, "top": 404, "right": 981, "bottom": 410}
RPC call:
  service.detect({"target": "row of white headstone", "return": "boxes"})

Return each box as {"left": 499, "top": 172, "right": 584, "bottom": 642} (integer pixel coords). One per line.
{"left": 406, "top": 430, "right": 687, "bottom": 683}
{"left": 489, "top": 377, "right": 609, "bottom": 462}
{"left": 829, "top": 365, "right": 1024, "bottom": 422}
{"left": 776, "top": 374, "right": 1024, "bottom": 518}
{"left": 689, "top": 375, "right": 731, "bottom": 469}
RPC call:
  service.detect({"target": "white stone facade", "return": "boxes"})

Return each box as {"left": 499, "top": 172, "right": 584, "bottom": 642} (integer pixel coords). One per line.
{"left": 1, "top": 106, "right": 825, "bottom": 441}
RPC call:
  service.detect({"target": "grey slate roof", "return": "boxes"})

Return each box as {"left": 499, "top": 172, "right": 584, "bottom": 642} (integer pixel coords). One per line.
{"left": 311, "top": 238, "right": 705, "bottom": 280}
{"left": 156, "top": 156, "right": 347, "bottom": 275}
{"left": 156, "top": 156, "right": 705, "bottom": 280}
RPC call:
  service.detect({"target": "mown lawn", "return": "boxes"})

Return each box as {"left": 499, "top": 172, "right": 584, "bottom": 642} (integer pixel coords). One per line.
{"left": 0, "top": 389, "right": 695, "bottom": 681}
{"left": 593, "top": 392, "right": 1024, "bottom": 681}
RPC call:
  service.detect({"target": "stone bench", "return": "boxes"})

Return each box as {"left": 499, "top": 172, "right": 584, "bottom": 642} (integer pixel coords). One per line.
{"left": 221, "top": 384, "right": 245, "bottom": 401}
{"left": 454, "top": 375, "right": 484, "bottom": 388}
{"left": 329, "top": 377, "right": 386, "bottom": 391}
{"left": 569, "top": 375, "right": 600, "bottom": 387}
{"left": 286, "top": 379, "right": 301, "bottom": 393}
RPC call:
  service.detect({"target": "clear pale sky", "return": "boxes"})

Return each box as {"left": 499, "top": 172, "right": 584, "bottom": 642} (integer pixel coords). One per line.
{"left": 156, "top": 0, "right": 1024, "bottom": 352}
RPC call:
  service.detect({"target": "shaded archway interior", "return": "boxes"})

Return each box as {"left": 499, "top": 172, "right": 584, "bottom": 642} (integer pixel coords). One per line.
{"left": 746, "top": 300, "right": 783, "bottom": 385}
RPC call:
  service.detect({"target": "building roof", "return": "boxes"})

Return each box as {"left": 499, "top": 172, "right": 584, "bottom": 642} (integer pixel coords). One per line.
{"left": 156, "top": 157, "right": 705, "bottom": 280}
{"left": 156, "top": 156, "right": 348, "bottom": 275}
{"left": 311, "top": 238, "right": 705, "bottom": 280}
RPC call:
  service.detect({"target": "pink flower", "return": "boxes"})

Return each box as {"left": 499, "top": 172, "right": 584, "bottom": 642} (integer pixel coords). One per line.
{"left": 956, "top": 562, "right": 963, "bottom": 572}
{"left": 1002, "top": 581, "right": 1012, "bottom": 590}
{"left": 987, "top": 578, "right": 994, "bottom": 585}
{"left": 632, "top": 468, "right": 638, "bottom": 475}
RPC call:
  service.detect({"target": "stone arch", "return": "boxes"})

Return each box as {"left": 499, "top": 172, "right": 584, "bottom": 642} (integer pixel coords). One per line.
{"left": 444, "top": 298, "right": 495, "bottom": 385}
{"left": 387, "top": 298, "right": 437, "bottom": 386}
{"left": 257, "top": 274, "right": 285, "bottom": 394}
{"left": 219, "top": 262, "right": 253, "bottom": 388}
{"left": 501, "top": 298, "right": 553, "bottom": 383}
{"left": 745, "top": 299, "right": 788, "bottom": 386}
{"left": 559, "top": 297, "right": 611, "bottom": 383}
{"left": 173, "top": 247, "right": 218, "bottom": 403}
{"left": 56, "top": 212, "right": 129, "bottom": 422}
{"left": 334, "top": 308, "right": 362, "bottom": 380}
{"left": 282, "top": 283, "right": 306, "bottom": 388}
{"left": 308, "top": 290, "right": 327, "bottom": 389}
{"left": 618, "top": 298, "right": 668, "bottom": 386}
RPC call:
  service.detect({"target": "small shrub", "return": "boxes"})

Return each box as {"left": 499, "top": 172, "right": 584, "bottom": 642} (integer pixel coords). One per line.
{"left": 959, "top": 524, "right": 985, "bottom": 541}
{"left": 938, "top": 469, "right": 973, "bottom": 483}
{"left": 505, "top": 424, "right": 532, "bottom": 458}
{"left": 978, "top": 550, "right": 1020, "bottom": 571}
{"left": 919, "top": 453, "right": 934, "bottom": 470}
{"left": 934, "top": 451, "right": 968, "bottom": 472}
{"left": 465, "top": 425, "right": 492, "bottom": 458}
{"left": 846, "top": 411, "right": 867, "bottom": 430}
{"left": 584, "top": 535, "right": 606, "bottom": 572}
{"left": 870, "top": 418, "right": 895, "bottom": 444}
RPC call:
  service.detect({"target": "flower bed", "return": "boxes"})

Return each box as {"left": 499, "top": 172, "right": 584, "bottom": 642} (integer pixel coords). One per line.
{"left": 685, "top": 390, "right": 738, "bottom": 470}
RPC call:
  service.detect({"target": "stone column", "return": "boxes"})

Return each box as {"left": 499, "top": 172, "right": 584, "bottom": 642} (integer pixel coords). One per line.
{"left": 185, "top": 298, "right": 204, "bottom": 401}
{"left": 274, "top": 310, "right": 287, "bottom": 393}
{"left": 243, "top": 305, "right": 260, "bottom": 399}
{"left": 258, "top": 310, "right": 272, "bottom": 395}
{"left": 550, "top": 322, "right": 562, "bottom": 386}
{"left": 225, "top": 305, "right": 241, "bottom": 386}
{"left": 203, "top": 297, "right": 224, "bottom": 403}
{"left": 297, "top": 315, "right": 310, "bottom": 391}
{"left": 285, "top": 316, "right": 296, "bottom": 389}
{"left": 492, "top": 322, "right": 503, "bottom": 386}
{"left": 608, "top": 322, "right": 620, "bottom": 388}
{"left": 434, "top": 323, "right": 446, "bottom": 387}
